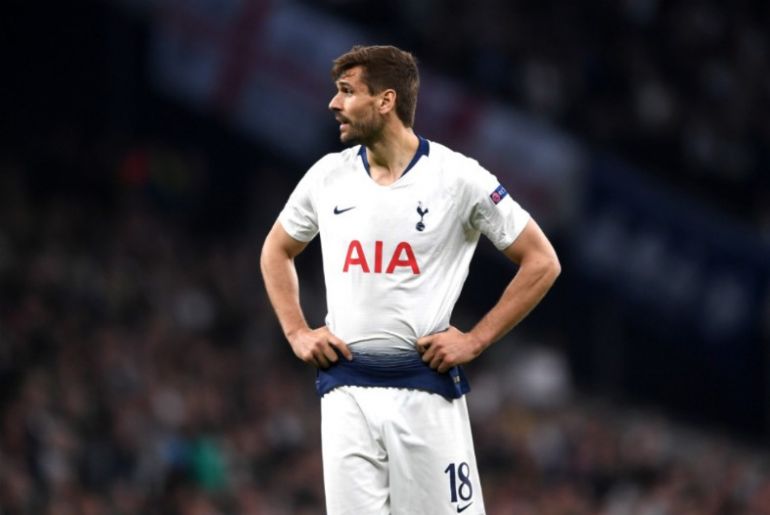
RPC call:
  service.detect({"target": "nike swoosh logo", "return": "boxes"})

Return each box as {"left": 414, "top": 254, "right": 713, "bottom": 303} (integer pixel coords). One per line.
{"left": 457, "top": 502, "right": 473, "bottom": 513}
{"left": 334, "top": 206, "right": 356, "bottom": 215}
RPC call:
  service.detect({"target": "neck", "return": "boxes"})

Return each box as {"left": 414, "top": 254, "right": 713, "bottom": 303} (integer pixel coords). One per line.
{"left": 365, "top": 126, "right": 419, "bottom": 186}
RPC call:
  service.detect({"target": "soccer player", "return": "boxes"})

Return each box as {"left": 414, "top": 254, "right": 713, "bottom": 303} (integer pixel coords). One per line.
{"left": 260, "top": 45, "right": 560, "bottom": 515}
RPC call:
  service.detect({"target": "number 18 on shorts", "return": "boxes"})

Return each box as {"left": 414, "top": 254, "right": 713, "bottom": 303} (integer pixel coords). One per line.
{"left": 445, "top": 462, "right": 477, "bottom": 512}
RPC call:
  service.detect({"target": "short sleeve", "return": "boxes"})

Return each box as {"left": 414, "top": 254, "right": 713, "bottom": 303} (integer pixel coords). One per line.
{"left": 462, "top": 160, "right": 531, "bottom": 250}
{"left": 277, "top": 162, "right": 322, "bottom": 243}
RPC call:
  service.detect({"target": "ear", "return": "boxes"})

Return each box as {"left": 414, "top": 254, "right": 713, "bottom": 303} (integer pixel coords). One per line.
{"left": 378, "top": 89, "right": 397, "bottom": 115}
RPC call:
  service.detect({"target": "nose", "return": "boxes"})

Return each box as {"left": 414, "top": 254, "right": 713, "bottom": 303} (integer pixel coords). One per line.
{"left": 328, "top": 91, "right": 342, "bottom": 112}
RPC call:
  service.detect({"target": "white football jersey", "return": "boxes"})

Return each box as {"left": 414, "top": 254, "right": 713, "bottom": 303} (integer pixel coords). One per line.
{"left": 278, "top": 138, "right": 530, "bottom": 354}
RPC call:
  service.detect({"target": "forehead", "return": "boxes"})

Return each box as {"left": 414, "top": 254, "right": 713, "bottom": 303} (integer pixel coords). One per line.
{"left": 336, "top": 66, "right": 366, "bottom": 86}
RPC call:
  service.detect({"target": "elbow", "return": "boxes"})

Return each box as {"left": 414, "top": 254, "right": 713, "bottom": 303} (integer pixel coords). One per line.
{"left": 536, "top": 251, "right": 561, "bottom": 289}
{"left": 259, "top": 247, "right": 268, "bottom": 278}
{"left": 259, "top": 238, "right": 276, "bottom": 278}
{"left": 544, "top": 254, "right": 561, "bottom": 287}
{"left": 551, "top": 254, "right": 562, "bottom": 281}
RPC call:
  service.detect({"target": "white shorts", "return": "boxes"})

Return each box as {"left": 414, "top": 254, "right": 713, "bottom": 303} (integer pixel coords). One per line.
{"left": 321, "top": 386, "right": 486, "bottom": 515}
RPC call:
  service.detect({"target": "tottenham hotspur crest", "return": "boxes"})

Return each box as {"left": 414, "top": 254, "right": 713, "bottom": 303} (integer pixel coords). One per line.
{"left": 415, "top": 202, "right": 429, "bottom": 231}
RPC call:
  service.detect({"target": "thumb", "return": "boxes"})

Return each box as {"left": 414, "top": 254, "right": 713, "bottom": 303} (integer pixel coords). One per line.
{"left": 416, "top": 334, "right": 434, "bottom": 354}
{"left": 416, "top": 335, "right": 433, "bottom": 346}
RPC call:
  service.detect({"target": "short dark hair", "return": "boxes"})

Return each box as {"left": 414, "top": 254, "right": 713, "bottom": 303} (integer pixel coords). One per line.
{"left": 332, "top": 45, "right": 420, "bottom": 128}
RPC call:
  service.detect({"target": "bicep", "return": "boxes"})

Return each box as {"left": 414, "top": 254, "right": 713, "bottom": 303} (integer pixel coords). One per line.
{"left": 501, "top": 218, "right": 558, "bottom": 266}
{"left": 262, "top": 221, "right": 310, "bottom": 260}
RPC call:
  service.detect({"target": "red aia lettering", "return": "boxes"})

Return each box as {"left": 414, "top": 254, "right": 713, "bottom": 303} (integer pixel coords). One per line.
{"left": 343, "top": 240, "right": 420, "bottom": 274}
{"left": 386, "top": 242, "right": 419, "bottom": 273}
{"left": 342, "top": 240, "right": 369, "bottom": 272}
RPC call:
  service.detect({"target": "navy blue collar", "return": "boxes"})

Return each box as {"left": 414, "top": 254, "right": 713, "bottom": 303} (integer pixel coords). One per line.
{"left": 358, "top": 136, "right": 430, "bottom": 177}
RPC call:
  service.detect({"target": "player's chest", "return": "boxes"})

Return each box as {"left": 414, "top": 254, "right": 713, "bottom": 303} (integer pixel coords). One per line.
{"left": 317, "top": 181, "right": 456, "bottom": 243}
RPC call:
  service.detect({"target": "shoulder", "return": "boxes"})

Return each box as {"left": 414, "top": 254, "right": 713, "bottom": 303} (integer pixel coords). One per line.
{"left": 302, "top": 146, "right": 361, "bottom": 183}
{"left": 309, "top": 146, "right": 358, "bottom": 172}
{"left": 424, "top": 140, "right": 487, "bottom": 186}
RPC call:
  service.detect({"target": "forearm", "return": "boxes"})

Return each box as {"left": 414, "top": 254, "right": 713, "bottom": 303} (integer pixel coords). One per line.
{"left": 260, "top": 224, "right": 311, "bottom": 340}
{"left": 469, "top": 255, "right": 560, "bottom": 349}
{"left": 260, "top": 223, "right": 351, "bottom": 366}
{"left": 260, "top": 253, "right": 309, "bottom": 339}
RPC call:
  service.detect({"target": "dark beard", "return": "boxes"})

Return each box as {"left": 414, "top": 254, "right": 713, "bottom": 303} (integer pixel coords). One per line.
{"left": 341, "top": 116, "right": 385, "bottom": 146}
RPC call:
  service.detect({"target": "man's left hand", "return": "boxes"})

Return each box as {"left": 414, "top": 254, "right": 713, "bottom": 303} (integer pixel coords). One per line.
{"left": 416, "top": 326, "right": 484, "bottom": 373}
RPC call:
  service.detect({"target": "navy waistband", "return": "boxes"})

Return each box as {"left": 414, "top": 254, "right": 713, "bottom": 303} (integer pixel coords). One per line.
{"left": 315, "top": 350, "right": 470, "bottom": 400}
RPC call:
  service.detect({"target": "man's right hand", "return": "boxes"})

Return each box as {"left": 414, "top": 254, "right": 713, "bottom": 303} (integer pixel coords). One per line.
{"left": 287, "top": 326, "right": 353, "bottom": 368}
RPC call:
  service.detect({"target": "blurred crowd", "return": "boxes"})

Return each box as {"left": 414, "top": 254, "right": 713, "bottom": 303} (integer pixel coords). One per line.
{"left": 312, "top": 0, "right": 770, "bottom": 228}
{"left": 1, "top": 143, "right": 770, "bottom": 515}
{"left": 0, "top": 154, "right": 323, "bottom": 514}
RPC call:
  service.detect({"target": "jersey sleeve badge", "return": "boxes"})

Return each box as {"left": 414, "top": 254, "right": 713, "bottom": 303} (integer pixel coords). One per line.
{"left": 489, "top": 184, "right": 508, "bottom": 205}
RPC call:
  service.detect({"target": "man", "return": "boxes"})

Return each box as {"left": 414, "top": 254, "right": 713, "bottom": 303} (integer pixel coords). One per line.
{"left": 260, "top": 45, "right": 560, "bottom": 515}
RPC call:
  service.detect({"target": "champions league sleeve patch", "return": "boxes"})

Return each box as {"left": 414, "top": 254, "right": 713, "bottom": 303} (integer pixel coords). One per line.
{"left": 489, "top": 184, "right": 508, "bottom": 205}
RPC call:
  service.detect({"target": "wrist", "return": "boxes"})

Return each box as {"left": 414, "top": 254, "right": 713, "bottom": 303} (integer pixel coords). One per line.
{"left": 284, "top": 323, "right": 309, "bottom": 342}
{"left": 467, "top": 330, "right": 490, "bottom": 354}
